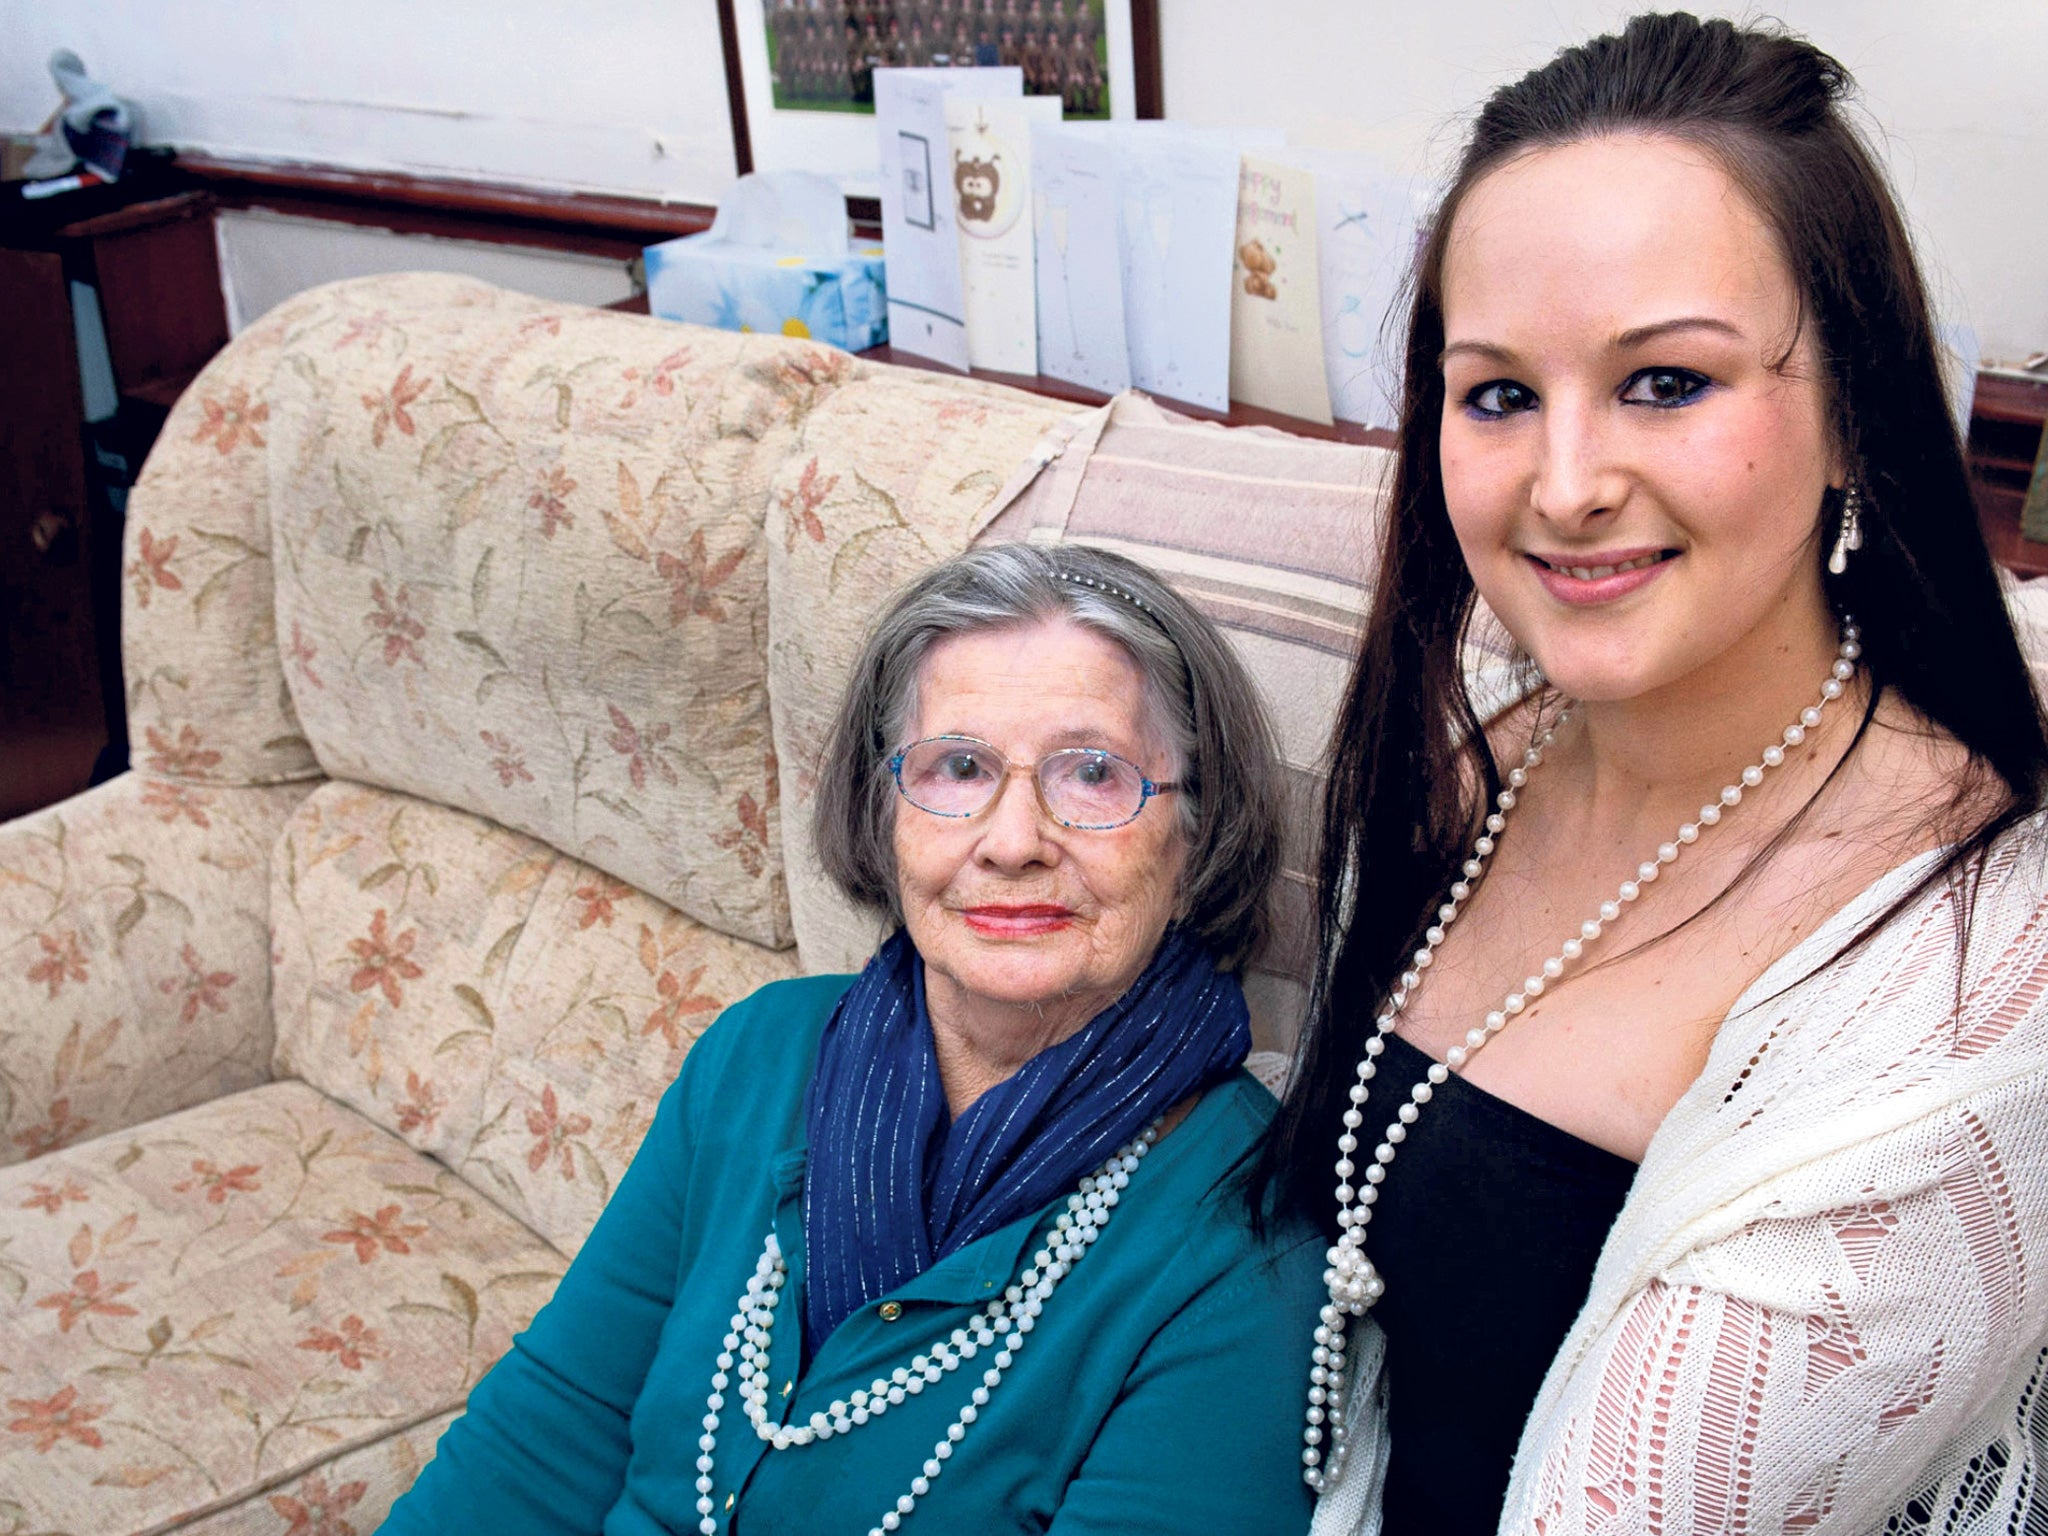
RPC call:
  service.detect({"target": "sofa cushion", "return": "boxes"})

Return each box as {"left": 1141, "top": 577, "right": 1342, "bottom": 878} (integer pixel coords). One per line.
{"left": 0, "top": 1079, "right": 564, "bottom": 1535}
{"left": 271, "top": 780, "right": 801, "bottom": 1256}
{"left": 169, "top": 1409, "right": 458, "bottom": 1536}
{"left": 0, "top": 772, "right": 315, "bottom": 1170}
{"left": 763, "top": 368, "right": 1087, "bottom": 973}
{"left": 261, "top": 274, "right": 855, "bottom": 949}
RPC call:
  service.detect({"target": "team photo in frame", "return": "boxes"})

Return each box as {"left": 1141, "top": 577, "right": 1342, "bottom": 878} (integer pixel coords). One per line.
{"left": 717, "top": 0, "right": 1160, "bottom": 191}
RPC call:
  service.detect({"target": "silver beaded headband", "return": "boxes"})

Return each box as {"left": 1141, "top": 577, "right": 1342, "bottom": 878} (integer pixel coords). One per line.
{"left": 1055, "top": 569, "right": 1162, "bottom": 620}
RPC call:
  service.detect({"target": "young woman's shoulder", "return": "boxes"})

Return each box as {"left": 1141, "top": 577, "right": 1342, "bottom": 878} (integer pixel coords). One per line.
{"left": 1799, "top": 689, "right": 2035, "bottom": 871}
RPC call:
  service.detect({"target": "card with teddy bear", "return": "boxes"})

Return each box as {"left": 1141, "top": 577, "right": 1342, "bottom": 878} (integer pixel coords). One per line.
{"left": 947, "top": 94, "right": 1065, "bottom": 373}
{"left": 1229, "top": 154, "right": 1334, "bottom": 424}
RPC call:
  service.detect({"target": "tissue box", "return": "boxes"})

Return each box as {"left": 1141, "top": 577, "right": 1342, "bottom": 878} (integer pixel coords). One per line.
{"left": 644, "top": 233, "right": 889, "bottom": 351}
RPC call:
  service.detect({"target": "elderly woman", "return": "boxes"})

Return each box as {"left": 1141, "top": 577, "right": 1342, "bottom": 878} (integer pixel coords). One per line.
{"left": 380, "top": 543, "right": 1325, "bottom": 1536}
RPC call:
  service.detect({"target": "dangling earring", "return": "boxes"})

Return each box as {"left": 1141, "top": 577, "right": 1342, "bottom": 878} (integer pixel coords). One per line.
{"left": 1828, "top": 482, "right": 1865, "bottom": 576}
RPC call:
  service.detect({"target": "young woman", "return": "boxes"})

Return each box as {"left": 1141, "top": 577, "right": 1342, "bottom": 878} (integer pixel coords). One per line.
{"left": 1259, "top": 14, "right": 2048, "bottom": 1534}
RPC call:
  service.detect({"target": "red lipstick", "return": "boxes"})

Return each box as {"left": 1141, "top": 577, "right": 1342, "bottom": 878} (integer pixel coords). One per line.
{"left": 962, "top": 904, "right": 1074, "bottom": 937}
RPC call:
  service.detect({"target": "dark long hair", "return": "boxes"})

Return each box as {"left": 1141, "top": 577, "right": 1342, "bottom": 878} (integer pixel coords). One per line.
{"left": 1254, "top": 11, "right": 2048, "bottom": 1231}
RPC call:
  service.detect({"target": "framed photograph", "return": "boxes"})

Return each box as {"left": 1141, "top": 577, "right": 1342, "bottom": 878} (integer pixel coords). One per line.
{"left": 717, "top": 0, "right": 1162, "bottom": 195}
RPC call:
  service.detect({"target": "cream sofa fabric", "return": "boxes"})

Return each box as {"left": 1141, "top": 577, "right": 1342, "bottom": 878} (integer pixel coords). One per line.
{"left": 1, "top": 1080, "right": 563, "bottom": 1533}
{"left": 271, "top": 782, "right": 802, "bottom": 1259}
{"left": 261, "top": 277, "right": 824, "bottom": 951}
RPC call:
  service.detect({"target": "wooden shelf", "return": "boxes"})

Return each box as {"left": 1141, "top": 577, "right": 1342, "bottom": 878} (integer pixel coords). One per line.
{"left": 176, "top": 154, "right": 717, "bottom": 263}
{"left": 1973, "top": 372, "right": 2048, "bottom": 426}
{"left": 1970, "top": 371, "right": 2047, "bottom": 577}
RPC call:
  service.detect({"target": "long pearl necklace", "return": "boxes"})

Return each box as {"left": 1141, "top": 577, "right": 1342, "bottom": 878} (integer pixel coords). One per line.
{"left": 1301, "top": 621, "right": 1863, "bottom": 1491}
{"left": 696, "top": 1123, "right": 1160, "bottom": 1536}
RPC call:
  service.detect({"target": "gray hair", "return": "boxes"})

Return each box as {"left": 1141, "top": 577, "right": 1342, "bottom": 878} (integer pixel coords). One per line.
{"left": 812, "top": 542, "right": 1283, "bottom": 968}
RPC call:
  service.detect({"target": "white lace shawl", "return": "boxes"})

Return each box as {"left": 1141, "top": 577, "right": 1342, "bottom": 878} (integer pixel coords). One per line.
{"left": 1313, "top": 812, "right": 2048, "bottom": 1536}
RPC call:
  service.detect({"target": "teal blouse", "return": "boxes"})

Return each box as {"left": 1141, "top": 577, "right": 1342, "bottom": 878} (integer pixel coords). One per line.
{"left": 380, "top": 974, "right": 1325, "bottom": 1536}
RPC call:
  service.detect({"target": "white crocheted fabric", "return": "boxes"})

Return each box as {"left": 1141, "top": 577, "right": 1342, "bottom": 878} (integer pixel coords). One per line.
{"left": 1315, "top": 812, "right": 2048, "bottom": 1536}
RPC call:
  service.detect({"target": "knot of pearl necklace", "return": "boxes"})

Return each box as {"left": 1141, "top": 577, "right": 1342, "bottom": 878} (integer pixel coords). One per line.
{"left": 1302, "top": 620, "right": 1862, "bottom": 1492}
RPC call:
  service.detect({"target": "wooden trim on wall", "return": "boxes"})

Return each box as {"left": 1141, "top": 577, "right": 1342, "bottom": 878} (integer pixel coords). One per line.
{"left": 717, "top": 1, "right": 757, "bottom": 177}
{"left": 175, "top": 154, "right": 717, "bottom": 262}
{"left": 1130, "top": 0, "right": 1164, "bottom": 117}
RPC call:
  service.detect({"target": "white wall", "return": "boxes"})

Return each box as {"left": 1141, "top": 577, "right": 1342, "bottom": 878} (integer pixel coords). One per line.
{"left": 0, "top": 0, "right": 738, "bottom": 202}
{"left": 4, "top": 2, "right": 2041, "bottom": 357}
{"left": 216, "top": 211, "right": 638, "bottom": 333}
{"left": 1157, "top": 0, "right": 2048, "bottom": 362}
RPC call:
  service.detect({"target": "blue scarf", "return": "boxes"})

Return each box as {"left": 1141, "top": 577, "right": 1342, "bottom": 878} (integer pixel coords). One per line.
{"left": 802, "top": 927, "right": 1251, "bottom": 1347}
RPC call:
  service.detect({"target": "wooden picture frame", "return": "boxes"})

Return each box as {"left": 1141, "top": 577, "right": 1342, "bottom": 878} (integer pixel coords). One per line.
{"left": 716, "top": 0, "right": 1162, "bottom": 193}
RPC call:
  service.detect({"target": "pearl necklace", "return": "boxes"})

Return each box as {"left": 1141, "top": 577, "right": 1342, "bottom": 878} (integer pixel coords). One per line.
{"left": 696, "top": 1123, "right": 1160, "bottom": 1536}
{"left": 1301, "top": 622, "right": 1863, "bottom": 1492}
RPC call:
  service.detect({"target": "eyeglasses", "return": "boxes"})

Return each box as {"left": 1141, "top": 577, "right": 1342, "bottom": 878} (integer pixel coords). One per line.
{"left": 887, "top": 735, "right": 1179, "bottom": 830}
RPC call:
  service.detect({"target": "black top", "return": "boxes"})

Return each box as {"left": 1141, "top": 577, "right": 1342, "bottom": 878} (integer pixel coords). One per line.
{"left": 1366, "top": 1030, "right": 1638, "bottom": 1534}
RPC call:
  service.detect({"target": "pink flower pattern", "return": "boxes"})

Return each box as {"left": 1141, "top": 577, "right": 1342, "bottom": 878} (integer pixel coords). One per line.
{"left": 780, "top": 457, "right": 838, "bottom": 551}
{"left": 654, "top": 529, "right": 746, "bottom": 625}
{"left": 605, "top": 705, "right": 676, "bottom": 790}
{"left": 394, "top": 1071, "right": 445, "bottom": 1136}
{"left": 332, "top": 309, "right": 393, "bottom": 349}
{"left": 127, "top": 528, "right": 182, "bottom": 608}
{"left": 525, "top": 1085, "right": 592, "bottom": 1181}
{"left": 617, "top": 345, "right": 692, "bottom": 409}
{"left": 297, "top": 1315, "right": 387, "bottom": 1371}
{"left": 360, "top": 365, "right": 428, "bottom": 447}
{"left": 173, "top": 1159, "right": 263, "bottom": 1205}
{"left": 142, "top": 724, "right": 222, "bottom": 777}
{"left": 712, "top": 792, "right": 771, "bottom": 879}
{"left": 6, "top": 1385, "right": 107, "bottom": 1453}
{"left": 193, "top": 385, "right": 269, "bottom": 455}
{"left": 348, "top": 910, "right": 423, "bottom": 1009}
{"left": 36, "top": 1270, "right": 140, "bottom": 1333}
{"left": 644, "top": 964, "right": 720, "bottom": 1050}
{"left": 270, "top": 1473, "right": 369, "bottom": 1536}
{"left": 288, "top": 620, "right": 324, "bottom": 689}
{"left": 19, "top": 1179, "right": 89, "bottom": 1216}
{"left": 573, "top": 877, "right": 631, "bottom": 930}
{"left": 365, "top": 580, "right": 426, "bottom": 667}
{"left": 139, "top": 779, "right": 213, "bottom": 828}
{"left": 12, "top": 1098, "right": 88, "bottom": 1159}
{"left": 322, "top": 1204, "right": 427, "bottom": 1265}
{"left": 481, "top": 730, "right": 533, "bottom": 787}
{"left": 158, "top": 944, "right": 238, "bottom": 1026}
{"left": 26, "top": 930, "right": 88, "bottom": 998}
{"left": 529, "top": 465, "right": 577, "bottom": 538}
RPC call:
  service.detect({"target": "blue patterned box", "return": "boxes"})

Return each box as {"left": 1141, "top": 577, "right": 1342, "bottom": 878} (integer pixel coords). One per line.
{"left": 644, "top": 232, "right": 889, "bottom": 350}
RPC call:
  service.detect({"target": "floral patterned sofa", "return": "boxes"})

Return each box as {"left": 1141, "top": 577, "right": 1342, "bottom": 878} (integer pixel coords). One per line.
{"left": 0, "top": 271, "right": 1408, "bottom": 1534}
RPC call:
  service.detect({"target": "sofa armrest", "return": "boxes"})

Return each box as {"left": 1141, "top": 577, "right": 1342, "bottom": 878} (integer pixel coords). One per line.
{"left": 0, "top": 771, "right": 316, "bottom": 1167}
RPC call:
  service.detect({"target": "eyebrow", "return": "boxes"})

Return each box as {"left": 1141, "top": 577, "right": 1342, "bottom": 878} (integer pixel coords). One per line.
{"left": 1439, "top": 315, "right": 1748, "bottom": 370}
{"left": 930, "top": 726, "right": 1139, "bottom": 754}
{"left": 1611, "top": 315, "right": 1747, "bottom": 349}
{"left": 1039, "top": 726, "right": 1140, "bottom": 754}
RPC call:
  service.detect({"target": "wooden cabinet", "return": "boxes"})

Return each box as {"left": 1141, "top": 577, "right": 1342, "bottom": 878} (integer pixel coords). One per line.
{"left": 1971, "top": 373, "right": 2048, "bottom": 579}
{"left": 0, "top": 177, "right": 228, "bottom": 820}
